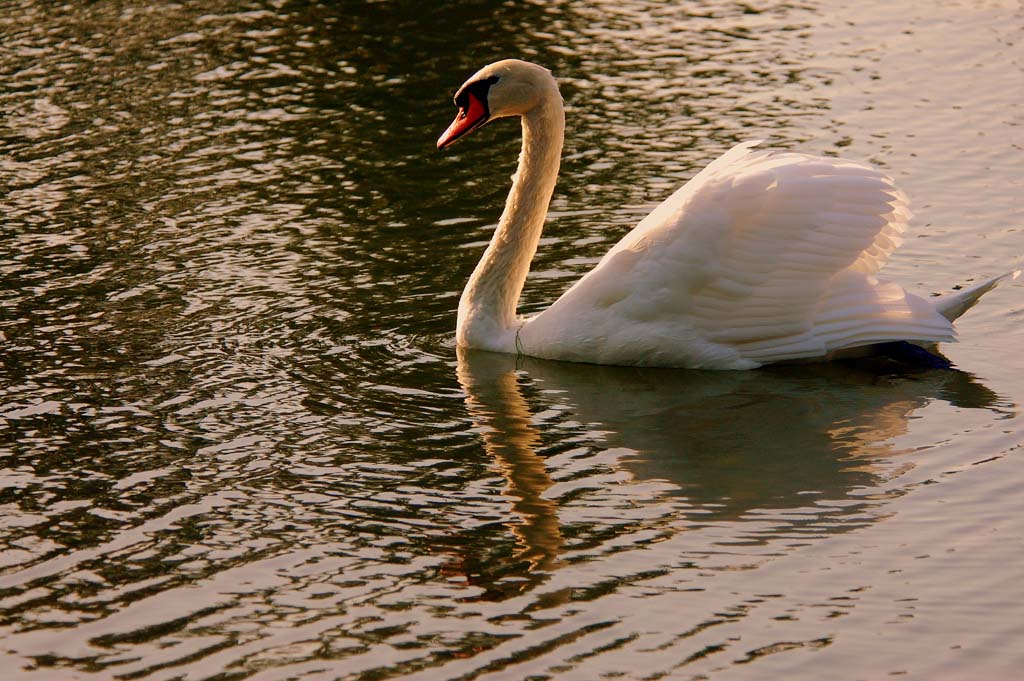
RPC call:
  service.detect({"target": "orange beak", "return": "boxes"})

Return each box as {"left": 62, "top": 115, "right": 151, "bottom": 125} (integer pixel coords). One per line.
{"left": 437, "top": 91, "right": 489, "bottom": 150}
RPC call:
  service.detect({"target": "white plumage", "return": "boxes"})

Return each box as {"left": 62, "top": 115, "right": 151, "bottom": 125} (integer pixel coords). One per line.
{"left": 437, "top": 60, "right": 1014, "bottom": 369}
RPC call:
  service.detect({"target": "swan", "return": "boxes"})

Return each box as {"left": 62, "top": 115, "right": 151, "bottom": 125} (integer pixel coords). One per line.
{"left": 437, "top": 59, "right": 1015, "bottom": 369}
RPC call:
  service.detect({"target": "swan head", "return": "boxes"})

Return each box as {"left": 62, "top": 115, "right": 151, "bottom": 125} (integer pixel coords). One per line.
{"left": 437, "top": 59, "right": 558, "bottom": 150}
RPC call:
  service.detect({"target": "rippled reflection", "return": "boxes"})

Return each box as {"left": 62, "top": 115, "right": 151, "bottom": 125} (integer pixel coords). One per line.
{"left": 457, "top": 356, "right": 564, "bottom": 574}
{"left": 457, "top": 347, "right": 1002, "bottom": 549}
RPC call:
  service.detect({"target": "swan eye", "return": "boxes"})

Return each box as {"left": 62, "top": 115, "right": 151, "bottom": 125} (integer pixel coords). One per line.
{"left": 438, "top": 75, "right": 500, "bottom": 150}
{"left": 454, "top": 75, "right": 500, "bottom": 110}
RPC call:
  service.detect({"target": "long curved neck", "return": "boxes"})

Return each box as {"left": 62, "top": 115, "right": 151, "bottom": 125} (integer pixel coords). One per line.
{"left": 457, "top": 98, "right": 565, "bottom": 350}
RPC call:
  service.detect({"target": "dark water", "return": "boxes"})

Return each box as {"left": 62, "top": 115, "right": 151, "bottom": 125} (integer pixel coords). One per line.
{"left": 2, "top": 1, "right": 1022, "bottom": 679}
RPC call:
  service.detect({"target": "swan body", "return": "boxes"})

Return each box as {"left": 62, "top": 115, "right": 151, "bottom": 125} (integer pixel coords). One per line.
{"left": 438, "top": 59, "right": 1015, "bottom": 369}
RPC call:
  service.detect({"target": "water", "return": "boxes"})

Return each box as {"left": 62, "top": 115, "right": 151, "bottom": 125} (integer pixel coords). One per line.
{"left": 1, "top": 0, "right": 1022, "bottom": 678}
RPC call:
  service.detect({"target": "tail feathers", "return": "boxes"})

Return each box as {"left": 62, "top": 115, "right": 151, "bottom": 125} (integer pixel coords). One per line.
{"left": 933, "top": 270, "right": 1019, "bottom": 323}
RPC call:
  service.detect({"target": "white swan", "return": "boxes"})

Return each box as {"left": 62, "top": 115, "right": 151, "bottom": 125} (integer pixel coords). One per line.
{"left": 437, "top": 59, "right": 1015, "bottom": 369}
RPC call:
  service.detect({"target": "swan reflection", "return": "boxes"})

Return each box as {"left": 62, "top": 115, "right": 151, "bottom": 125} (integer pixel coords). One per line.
{"left": 456, "top": 353, "right": 564, "bottom": 574}
{"left": 456, "top": 347, "right": 1004, "bottom": 573}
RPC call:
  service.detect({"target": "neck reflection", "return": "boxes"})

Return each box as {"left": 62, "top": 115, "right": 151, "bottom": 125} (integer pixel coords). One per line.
{"left": 457, "top": 350, "right": 563, "bottom": 574}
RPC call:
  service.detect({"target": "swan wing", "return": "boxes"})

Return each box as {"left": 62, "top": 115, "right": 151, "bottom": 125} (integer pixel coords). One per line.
{"left": 528, "top": 141, "right": 953, "bottom": 368}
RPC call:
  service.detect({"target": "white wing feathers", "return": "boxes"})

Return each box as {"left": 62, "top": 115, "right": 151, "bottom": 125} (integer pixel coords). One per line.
{"left": 533, "top": 141, "right": 954, "bottom": 368}
{"left": 658, "top": 142, "right": 952, "bottom": 363}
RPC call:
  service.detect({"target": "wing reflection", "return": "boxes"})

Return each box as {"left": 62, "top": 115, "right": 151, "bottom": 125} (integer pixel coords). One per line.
{"left": 457, "top": 347, "right": 1005, "bottom": 554}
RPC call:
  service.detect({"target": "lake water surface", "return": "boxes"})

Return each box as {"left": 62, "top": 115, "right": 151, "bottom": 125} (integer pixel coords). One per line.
{"left": 2, "top": 1, "right": 1023, "bottom": 679}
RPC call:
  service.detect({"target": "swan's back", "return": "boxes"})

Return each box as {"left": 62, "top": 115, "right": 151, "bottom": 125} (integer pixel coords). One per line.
{"left": 520, "top": 142, "right": 954, "bottom": 368}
